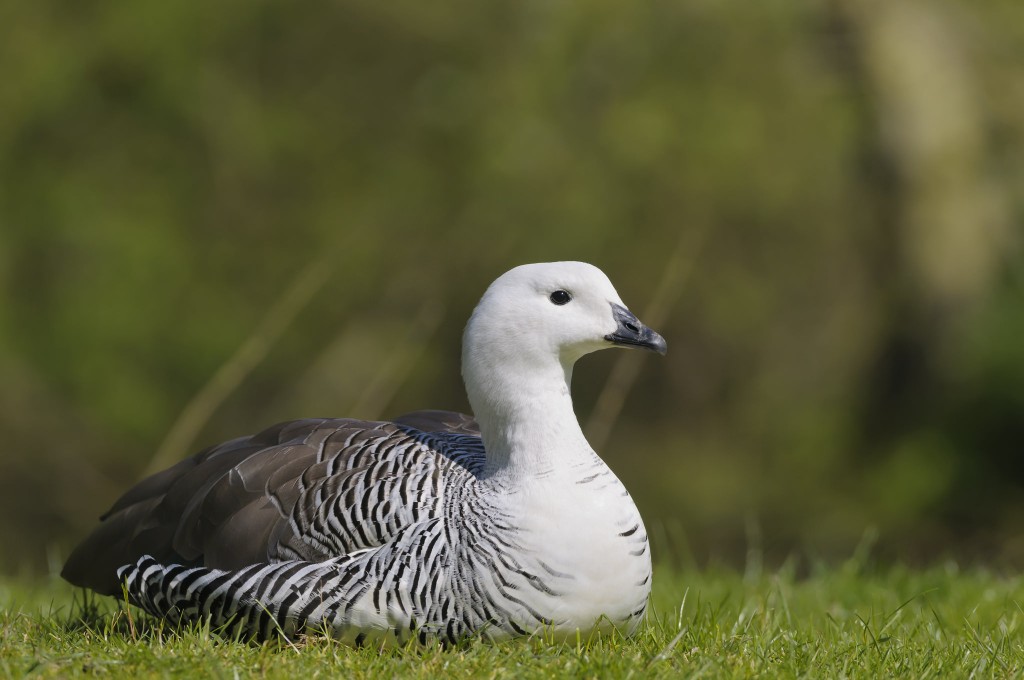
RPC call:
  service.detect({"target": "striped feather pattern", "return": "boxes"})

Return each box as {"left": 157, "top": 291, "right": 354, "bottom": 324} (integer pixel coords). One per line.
{"left": 77, "top": 412, "right": 649, "bottom": 643}
{"left": 67, "top": 413, "right": 647, "bottom": 643}
{"left": 62, "top": 262, "right": 661, "bottom": 645}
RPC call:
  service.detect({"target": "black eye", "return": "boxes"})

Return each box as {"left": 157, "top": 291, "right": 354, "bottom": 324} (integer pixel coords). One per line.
{"left": 549, "top": 290, "right": 572, "bottom": 305}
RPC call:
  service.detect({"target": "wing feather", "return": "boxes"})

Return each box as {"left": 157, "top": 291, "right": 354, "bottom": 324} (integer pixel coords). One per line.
{"left": 62, "top": 411, "right": 484, "bottom": 595}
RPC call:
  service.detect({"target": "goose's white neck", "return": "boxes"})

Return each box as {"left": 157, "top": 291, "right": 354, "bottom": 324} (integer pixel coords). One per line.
{"left": 462, "top": 346, "right": 592, "bottom": 479}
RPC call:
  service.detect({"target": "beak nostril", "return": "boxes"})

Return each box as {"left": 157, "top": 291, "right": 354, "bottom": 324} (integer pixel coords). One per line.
{"left": 606, "top": 302, "right": 666, "bottom": 354}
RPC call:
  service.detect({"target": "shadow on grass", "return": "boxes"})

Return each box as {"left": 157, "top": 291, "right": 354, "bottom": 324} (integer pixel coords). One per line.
{"left": 45, "top": 587, "right": 175, "bottom": 642}
{"left": 45, "top": 587, "right": 492, "bottom": 656}
{"left": 44, "top": 586, "right": 641, "bottom": 661}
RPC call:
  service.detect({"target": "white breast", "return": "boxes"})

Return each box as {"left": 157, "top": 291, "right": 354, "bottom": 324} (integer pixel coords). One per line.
{"left": 508, "top": 458, "right": 652, "bottom": 635}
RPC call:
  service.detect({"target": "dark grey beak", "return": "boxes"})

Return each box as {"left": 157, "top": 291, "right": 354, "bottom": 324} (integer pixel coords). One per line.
{"left": 605, "top": 303, "right": 668, "bottom": 355}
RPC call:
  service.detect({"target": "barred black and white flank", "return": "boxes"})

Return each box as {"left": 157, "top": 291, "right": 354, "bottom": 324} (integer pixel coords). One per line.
{"left": 62, "top": 262, "right": 668, "bottom": 645}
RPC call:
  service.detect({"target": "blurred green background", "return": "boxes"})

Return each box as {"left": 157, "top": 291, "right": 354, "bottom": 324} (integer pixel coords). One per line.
{"left": 2, "top": 0, "right": 1023, "bottom": 576}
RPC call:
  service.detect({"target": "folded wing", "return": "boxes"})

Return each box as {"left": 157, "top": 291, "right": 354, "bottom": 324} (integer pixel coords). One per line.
{"left": 62, "top": 411, "right": 483, "bottom": 595}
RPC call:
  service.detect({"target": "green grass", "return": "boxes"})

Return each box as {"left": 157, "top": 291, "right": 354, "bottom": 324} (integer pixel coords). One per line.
{"left": 1, "top": 559, "right": 1022, "bottom": 679}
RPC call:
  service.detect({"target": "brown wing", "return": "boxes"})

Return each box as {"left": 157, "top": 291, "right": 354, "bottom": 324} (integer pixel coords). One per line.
{"left": 61, "top": 411, "right": 480, "bottom": 595}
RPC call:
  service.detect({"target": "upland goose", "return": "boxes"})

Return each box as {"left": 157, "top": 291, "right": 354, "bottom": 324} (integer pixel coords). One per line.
{"left": 62, "top": 261, "right": 667, "bottom": 644}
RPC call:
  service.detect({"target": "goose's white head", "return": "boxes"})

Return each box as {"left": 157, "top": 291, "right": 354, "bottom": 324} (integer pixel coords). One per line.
{"left": 462, "top": 262, "right": 667, "bottom": 382}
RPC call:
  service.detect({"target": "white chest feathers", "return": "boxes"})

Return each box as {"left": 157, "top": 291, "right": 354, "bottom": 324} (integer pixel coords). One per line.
{"left": 500, "top": 458, "right": 652, "bottom": 635}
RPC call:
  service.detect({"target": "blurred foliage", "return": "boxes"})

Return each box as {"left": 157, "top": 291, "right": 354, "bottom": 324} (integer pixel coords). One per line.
{"left": 1, "top": 0, "right": 1023, "bottom": 574}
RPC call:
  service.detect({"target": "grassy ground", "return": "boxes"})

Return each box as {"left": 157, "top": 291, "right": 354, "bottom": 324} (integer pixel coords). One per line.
{"left": 1, "top": 558, "right": 1021, "bottom": 679}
